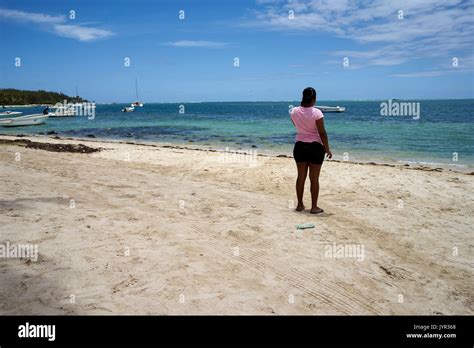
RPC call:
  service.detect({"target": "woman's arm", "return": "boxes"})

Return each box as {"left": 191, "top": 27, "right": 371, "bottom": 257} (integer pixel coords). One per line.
{"left": 316, "top": 118, "right": 332, "bottom": 159}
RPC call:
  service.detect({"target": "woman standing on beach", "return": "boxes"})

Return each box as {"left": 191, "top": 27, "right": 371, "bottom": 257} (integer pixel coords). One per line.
{"left": 290, "top": 87, "right": 332, "bottom": 214}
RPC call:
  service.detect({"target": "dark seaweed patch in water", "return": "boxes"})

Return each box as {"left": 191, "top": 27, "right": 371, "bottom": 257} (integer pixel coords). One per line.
{"left": 59, "top": 125, "right": 208, "bottom": 140}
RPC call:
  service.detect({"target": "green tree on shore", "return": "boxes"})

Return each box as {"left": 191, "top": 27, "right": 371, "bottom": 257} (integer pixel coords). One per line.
{"left": 0, "top": 89, "right": 88, "bottom": 105}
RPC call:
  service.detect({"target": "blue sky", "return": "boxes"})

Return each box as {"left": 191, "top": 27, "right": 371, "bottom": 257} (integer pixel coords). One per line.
{"left": 0, "top": 0, "right": 473, "bottom": 102}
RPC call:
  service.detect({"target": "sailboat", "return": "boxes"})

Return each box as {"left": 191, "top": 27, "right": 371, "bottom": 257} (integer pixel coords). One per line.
{"left": 69, "top": 86, "right": 95, "bottom": 109}
{"left": 131, "top": 79, "right": 144, "bottom": 107}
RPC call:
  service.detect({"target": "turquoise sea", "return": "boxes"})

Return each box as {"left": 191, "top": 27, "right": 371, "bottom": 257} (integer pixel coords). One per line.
{"left": 1, "top": 99, "right": 473, "bottom": 169}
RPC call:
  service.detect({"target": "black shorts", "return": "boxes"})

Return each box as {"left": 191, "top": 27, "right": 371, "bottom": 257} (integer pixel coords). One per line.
{"left": 293, "top": 141, "right": 325, "bottom": 164}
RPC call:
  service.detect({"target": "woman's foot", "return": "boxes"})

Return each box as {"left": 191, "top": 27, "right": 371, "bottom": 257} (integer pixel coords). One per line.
{"left": 310, "top": 207, "right": 324, "bottom": 214}
{"left": 295, "top": 204, "right": 305, "bottom": 212}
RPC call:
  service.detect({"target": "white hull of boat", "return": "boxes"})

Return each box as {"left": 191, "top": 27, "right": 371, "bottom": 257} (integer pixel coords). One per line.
{"left": 49, "top": 107, "right": 76, "bottom": 117}
{"left": 49, "top": 111, "right": 76, "bottom": 117}
{"left": 71, "top": 103, "right": 95, "bottom": 107}
{"left": 131, "top": 102, "right": 143, "bottom": 107}
{"left": 317, "top": 106, "right": 346, "bottom": 113}
{"left": 0, "top": 111, "right": 23, "bottom": 116}
{"left": 122, "top": 106, "right": 135, "bottom": 112}
{"left": 0, "top": 114, "right": 49, "bottom": 127}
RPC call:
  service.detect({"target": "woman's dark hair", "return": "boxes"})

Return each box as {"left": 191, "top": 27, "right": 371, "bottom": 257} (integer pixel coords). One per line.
{"left": 300, "top": 87, "right": 316, "bottom": 107}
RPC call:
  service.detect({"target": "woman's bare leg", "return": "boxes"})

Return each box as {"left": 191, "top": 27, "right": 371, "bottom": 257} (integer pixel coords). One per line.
{"left": 309, "top": 163, "right": 323, "bottom": 213}
{"left": 295, "top": 162, "right": 309, "bottom": 211}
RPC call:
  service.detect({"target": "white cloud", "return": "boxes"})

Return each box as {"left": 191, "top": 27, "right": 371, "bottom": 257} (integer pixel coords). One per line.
{"left": 246, "top": 0, "right": 474, "bottom": 69}
{"left": 256, "top": 0, "right": 284, "bottom": 4}
{"left": 163, "top": 40, "right": 228, "bottom": 48}
{"left": 53, "top": 24, "right": 114, "bottom": 41}
{"left": 0, "top": 8, "right": 114, "bottom": 42}
{"left": 392, "top": 70, "right": 447, "bottom": 78}
{"left": 0, "top": 8, "right": 64, "bottom": 24}
{"left": 392, "top": 55, "right": 474, "bottom": 77}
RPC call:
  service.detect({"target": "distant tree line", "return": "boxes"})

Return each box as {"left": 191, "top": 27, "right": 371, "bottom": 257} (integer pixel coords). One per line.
{"left": 0, "top": 89, "right": 88, "bottom": 105}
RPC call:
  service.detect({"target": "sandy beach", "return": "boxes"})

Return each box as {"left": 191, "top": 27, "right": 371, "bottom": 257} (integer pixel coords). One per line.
{"left": 0, "top": 134, "right": 472, "bottom": 315}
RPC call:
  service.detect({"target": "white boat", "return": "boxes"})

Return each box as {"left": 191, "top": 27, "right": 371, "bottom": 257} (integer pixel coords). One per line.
{"left": 0, "top": 114, "right": 49, "bottom": 127}
{"left": 72, "top": 102, "right": 95, "bottom": 108}
{"left": 317, "top": 105, "right": 346, "bottom": 113}
{"left": 71, "top": 86, "right": 95, "bottom": 109}
{"left": 0, "top": 111, "right": 23, "bottom": 116}
{"left": 122, "top": 106, "right": 135, "bottom": 113}
{"left": 49, "top": 106, "right": 76, "bottom": 117}
{"left": 130, "top": 78, "right": 144, "bottom": 107}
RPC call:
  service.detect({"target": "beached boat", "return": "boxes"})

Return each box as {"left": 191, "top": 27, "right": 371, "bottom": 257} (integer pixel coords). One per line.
{"left": 317, "top": 105, "right": 346, "bottom": 113}
{"left": 0, "top": 114, "right": 49, "bottom": 127}
{"left": 0, "top": 111, "right": 23, "bottom": 116}
{"left": 122, "top": 106, "right": 135, "bottom": 113}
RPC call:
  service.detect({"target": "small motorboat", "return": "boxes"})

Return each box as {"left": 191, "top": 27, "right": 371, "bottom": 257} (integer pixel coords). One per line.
{"left": 0, "top": 111, "right": 23, "bottom": 116}
{"left": 0, "top": 114, "right": 49, "bottom": 127}
{"left": 316, "top": 105, "right": 346, "bottom": 113}
{"left": 122, "top": 106, "right": 135, "bottom": 113}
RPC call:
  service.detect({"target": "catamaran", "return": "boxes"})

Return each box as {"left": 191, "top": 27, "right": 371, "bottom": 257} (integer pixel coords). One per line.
{"left": 49, "top": 106, "right": 76, "bottom": 117}
{"left": 316, "top": 105, "right": 346, "bottom": 113}
{"left": 70, "top": 86, "right": 95, "bottom": 109}
{"left": 131, "top": 79, "right": 144, "bottom": 107}
{"left": 0, "top": 114, "right": 49, "bottom": 127}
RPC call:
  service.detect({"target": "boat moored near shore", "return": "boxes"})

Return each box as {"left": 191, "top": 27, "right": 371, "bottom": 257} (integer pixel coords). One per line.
{"left": 0, "top": 114, "right": 49, "bottom": 127}
{"left": 0, "top": 111, "right": 23, "bottom": 116}
{"left": 48, "top": 106, "right": 76, "bottom": 117}
{"left": 316, "top": 105, "right": 346, "bottom": 113}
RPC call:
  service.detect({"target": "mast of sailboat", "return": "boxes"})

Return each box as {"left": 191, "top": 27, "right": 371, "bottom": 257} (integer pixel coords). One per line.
{"left": 135, "top": 78, "right": 139, "bottom": 101}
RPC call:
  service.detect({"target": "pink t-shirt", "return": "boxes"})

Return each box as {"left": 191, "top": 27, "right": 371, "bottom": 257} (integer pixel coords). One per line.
{"left": 290, "top": 106, "right": 324, "bottom": 144}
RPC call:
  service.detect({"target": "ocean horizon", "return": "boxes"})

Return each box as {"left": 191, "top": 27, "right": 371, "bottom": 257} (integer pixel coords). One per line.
{"left": 90, "top": 98, "right": 474, "bottom": 104}
{"left": 2, "top": 99, "right": 473, "bottom": 170}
